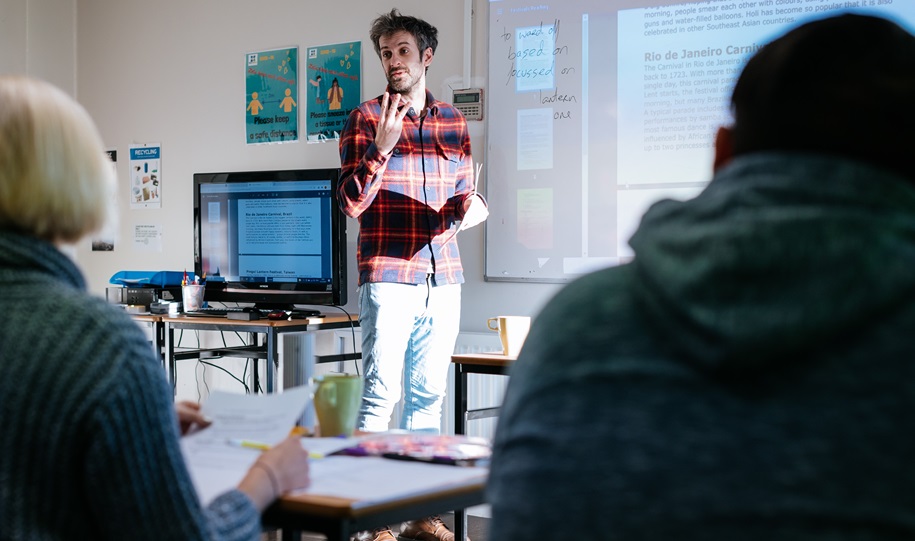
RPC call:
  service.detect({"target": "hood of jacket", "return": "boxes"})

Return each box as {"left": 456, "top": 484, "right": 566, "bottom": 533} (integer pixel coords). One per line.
{"left": 628, "top": 152, "right": 915, "bottom": 372}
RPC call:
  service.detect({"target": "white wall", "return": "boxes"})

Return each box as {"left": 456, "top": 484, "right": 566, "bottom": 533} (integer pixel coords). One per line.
{"left": 0, "top": 0, "right": 77, "bottom": 93}
{"left": 7, "top": 0, "right": 564, "bottom": 333}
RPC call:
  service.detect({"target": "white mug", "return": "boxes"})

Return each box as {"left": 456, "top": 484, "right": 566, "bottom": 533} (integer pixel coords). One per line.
{"left": 487, "top": 315, "right": 531, "bottom": 357}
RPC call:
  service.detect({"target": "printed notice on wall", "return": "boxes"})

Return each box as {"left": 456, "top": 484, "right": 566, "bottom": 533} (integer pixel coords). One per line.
{"left": 246, "top": 47, "right": 299, "bottom": 144}
{"left": 305, "top": 41, "right": 361, "bottom": 143}
{"left": 133, "top": 224, "right": 163, "bottom": 252}
{"left": 129, "top": 143, "right": 162, "bottom": 209}
{"left": 92, "top": 148, "right": 119, "bottom": 251}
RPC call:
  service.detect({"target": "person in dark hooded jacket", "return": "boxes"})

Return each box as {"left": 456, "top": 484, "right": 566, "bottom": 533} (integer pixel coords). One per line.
{"left": 487, "top": 13, "right": 915, "bottom": 541}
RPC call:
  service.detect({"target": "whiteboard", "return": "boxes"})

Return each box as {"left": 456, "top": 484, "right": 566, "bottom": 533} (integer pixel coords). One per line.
{"left": 484, "top": 0, "right": 915, "bottom": 283}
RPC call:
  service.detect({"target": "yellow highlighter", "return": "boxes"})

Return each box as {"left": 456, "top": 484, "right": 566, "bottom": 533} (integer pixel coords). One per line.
{"left": 227, "top": 437, "right": 324, "bottom": 459}
{"left": 227, "top": 438, "right": 271, "bottom": 451}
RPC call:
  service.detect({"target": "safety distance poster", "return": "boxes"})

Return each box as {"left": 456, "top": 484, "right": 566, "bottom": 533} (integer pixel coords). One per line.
{"left": 245, "top": 47, "right": 299, "bottom": 144}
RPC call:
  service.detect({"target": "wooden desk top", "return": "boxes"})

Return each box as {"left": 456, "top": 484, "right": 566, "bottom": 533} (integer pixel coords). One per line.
{"left": 265, "top": 455, "right": 487, "bottom": 530}
{"left": 161, "top": 313, "right": 357, "bottom": 329}
{"left": 274, "top": 477, "right": 485, "bottom": 519}
{"left": 451, "top": 351, "right": 516, "bottom": 367}
{"left": 129, "top": 314, "right": 162, "bottom": 323}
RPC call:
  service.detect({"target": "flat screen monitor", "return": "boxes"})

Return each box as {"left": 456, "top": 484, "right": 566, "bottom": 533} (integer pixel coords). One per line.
{"left": 193, "top": 168, "right": 347, "bottom": 309}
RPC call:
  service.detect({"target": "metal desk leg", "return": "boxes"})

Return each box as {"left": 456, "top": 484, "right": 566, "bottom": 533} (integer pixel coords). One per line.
{"left": 266, "top": 327, "right": 280, "bottom": 393}
{"left": 453, "top": 364, "right": 469, "bottom": 541}
{"left": 165, "top": 323, "right": 176, "bottom": 396}
{"left": 245, "top": 331, "right": 260, "bottom": 393}
{"left": 454, "top": 364, "right": 468, "bottom": 435}
{"left": 154, "top": 319, "right": 166, "bottom": 369}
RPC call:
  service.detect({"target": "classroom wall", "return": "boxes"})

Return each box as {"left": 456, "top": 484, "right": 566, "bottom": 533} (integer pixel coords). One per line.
{"left": 0, "top": 0, "right": 77, "bottom": 95}
{"left": 4, "top": 0, "right": 563, "bottom": 332}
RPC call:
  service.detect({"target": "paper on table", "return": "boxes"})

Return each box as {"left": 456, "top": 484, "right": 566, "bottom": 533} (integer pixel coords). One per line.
{"left": 180, "top": 386, "right": 312, "bottom": 505}
{"left": 293, "top": 455, "right": 488, "bottom": 509}
{"left": 302, "top": 435, "right": 367, "bottom": 458}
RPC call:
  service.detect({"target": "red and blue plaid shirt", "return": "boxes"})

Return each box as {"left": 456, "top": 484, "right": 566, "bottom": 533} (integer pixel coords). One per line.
{"left": 338, "top": 90, "right": 476, "bottom": 286}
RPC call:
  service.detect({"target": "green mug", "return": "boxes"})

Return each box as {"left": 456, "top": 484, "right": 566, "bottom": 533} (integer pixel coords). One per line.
{"left": 312, "top": 373, "right": 363, "bottom": 437}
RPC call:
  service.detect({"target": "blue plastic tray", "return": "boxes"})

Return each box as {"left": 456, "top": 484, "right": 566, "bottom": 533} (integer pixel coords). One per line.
{"left": 109, "top": 270, "right": 186, "bottom": 288}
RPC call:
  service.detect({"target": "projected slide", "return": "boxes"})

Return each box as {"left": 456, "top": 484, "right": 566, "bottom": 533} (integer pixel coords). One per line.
{"left": 485, "top": 0, "right": 915, "bottom": 282}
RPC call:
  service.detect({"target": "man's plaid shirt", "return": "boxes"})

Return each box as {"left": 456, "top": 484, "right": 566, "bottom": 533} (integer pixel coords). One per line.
{"left": 338, "top": 90, "right": 476, "bottom": 286}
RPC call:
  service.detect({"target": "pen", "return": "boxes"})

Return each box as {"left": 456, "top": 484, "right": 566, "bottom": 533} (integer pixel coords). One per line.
{"left": 227, "top": 438, "right": 325, "bottom": 459}
{"left": 228, "top": 438, "right": 271, "bottom": 451}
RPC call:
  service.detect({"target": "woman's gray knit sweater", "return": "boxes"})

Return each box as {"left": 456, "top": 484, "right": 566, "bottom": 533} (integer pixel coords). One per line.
{"left": 0, "top": 230, "right": 260, "bottom": 540}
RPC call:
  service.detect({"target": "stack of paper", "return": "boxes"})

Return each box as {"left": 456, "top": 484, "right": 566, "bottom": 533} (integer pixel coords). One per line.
{"left": 180, "top": 387, "right": 312, "bottom": 505}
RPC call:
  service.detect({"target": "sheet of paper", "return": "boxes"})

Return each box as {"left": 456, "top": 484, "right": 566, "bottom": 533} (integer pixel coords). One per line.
{"left": 301, "top": 436, "right": 366, "bottom": 458}
{"left": 294, "top": 456, "right": 489, "bottom": 509}
{"left": 180, "top": 386, "right": 312, "bottom": 505}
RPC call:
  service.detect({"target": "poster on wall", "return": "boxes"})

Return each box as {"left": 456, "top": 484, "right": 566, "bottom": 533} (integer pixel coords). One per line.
{"left": 305, "top": 41, "right": 360, "bottom": 143}
{"left": 133, "top": 224, "right": 163, "bottom": 252}
{"left": 246, "top": 47, "right": 299, "bottom": 144}
{"left": 91, "top": 148, "right": 118, "bottom": 251}
{"left": 129, "top": 143, "right": 161, "bottom": 210}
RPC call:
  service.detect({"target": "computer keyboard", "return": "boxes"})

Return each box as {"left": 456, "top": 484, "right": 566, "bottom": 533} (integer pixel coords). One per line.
{"left": 184, "top": 307, "right": 324, "bottom": 319}
{"left": 183, "top": 307, "right": 246, "bottom": 317}
{"left": 183, "top": 307, "right": 323, "bottom": 318}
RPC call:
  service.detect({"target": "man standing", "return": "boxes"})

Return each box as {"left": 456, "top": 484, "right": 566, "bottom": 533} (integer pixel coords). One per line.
{"left": 338, "top": 9, "right": 486, "bottom": 541}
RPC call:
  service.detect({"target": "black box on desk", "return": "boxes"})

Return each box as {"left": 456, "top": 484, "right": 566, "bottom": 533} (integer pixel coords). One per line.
{"left": 125, "top": 288, "right": 156, "bottom": 306}
{"left": 108, "top": 286, "right": 183, "bottom": 306}
{"left": 227, "top": 310, "right": 260, "bottom": 321}
{"left": 157, "top": 287, "right": 183, "bottom": 302}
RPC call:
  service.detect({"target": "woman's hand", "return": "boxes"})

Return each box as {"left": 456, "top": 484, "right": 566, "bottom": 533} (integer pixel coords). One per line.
{"left": 175, "top": 401, "right": 211, "bottom": 436}
{"left": 237, "top": 435, "right": 311, "bottom": 512}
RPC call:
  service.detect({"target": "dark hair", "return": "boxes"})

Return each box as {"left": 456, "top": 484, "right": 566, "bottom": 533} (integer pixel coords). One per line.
{"left": 730, "top": 14, "right": 915, "bottom": 180}
{"left": 369, "top": 8, "right": 438, "bottom": 60}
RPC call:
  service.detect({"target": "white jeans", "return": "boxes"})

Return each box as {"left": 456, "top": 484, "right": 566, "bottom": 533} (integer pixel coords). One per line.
{"left": 357, "top": 278, "right": 461, "bottom": 433}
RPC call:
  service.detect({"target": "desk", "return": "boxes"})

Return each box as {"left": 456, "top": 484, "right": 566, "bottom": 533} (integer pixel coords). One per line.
{"left": 264, "top": 457, "right": 487, "bottom": 541}
{"left": 131, "top": 314, "right": 164, "bottom": 365}
{"left": 450, "top": 352, "right": 514, "bottom": 540}
{"left": 451, "top": 352, "right": 515, "bottom": 436}
{"left": 161, "top": 314, "right": 359, "bottom": 394}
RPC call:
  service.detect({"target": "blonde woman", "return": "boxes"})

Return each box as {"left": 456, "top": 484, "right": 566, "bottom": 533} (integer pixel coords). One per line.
{"left": 0, "top": 75, "right": 310, "bottom": 540}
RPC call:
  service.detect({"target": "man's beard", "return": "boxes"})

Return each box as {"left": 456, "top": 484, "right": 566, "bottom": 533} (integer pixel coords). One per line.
{"left": 387, "top": 68, "right": 419, "bottom": 94}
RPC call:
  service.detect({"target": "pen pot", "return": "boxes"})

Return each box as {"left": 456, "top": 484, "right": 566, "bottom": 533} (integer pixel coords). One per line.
{"left": 182, "top": 284, "right": 205, "bottom": 312}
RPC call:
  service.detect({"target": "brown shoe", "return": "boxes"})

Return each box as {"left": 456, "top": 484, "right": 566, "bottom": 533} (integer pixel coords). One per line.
{"left": 398, "top": 515, "right": 467, "bottom": 541}
{"left": 355, "top": 527, "right": 396, "bottom": 541}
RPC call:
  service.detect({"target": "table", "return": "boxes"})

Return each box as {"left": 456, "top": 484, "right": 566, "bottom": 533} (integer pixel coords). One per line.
{"left": 451, "top": 352, "right": 515, "bottom": 436}
{"left": 161, "top": 314, "right": 360, "bottom": 394}
{"left": 131, "top": 314, "right": 164, "bottom": 365}
{"left": 450, "top": 352, "right": 515, "bottom": 540}
{"left": 264, "top": 457, "right": 487, "bottom": 541}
